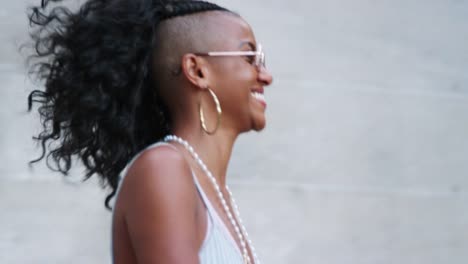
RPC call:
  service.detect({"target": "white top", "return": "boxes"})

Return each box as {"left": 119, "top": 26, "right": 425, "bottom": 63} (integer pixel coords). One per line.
{"left": 113, "top": 142, "right": 244, "bottom": 264}
{"left": 192, "top": 169, "right": 244, "bottom": 263}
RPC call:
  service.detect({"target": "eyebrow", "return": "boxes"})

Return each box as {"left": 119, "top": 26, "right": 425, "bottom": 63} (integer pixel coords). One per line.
{"left": 238, "top": 41, "right": 256, "bottom": 51}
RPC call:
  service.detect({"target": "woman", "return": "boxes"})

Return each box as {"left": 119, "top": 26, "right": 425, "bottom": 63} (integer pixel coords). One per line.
{"left": 27, "top": 0, "right": 273, "bottom": 263}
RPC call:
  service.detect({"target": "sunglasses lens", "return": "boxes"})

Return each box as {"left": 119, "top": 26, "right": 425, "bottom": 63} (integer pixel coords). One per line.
{"left": 255, "top": 52, "right": 265, "bottom": 68}
{"left": 255, "top": 44, "right": 265, "bottom": 68}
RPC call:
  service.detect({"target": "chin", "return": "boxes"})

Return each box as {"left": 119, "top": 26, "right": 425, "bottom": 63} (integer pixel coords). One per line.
{"left": 253, "top": 125, "right": 265, "bottom": 132}
{"left": 251, "top": 118, "right": 266, "bottom": 131}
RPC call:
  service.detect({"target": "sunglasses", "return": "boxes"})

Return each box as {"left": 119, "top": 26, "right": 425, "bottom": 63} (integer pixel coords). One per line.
{"left": 194, "top": 43, "right": 266, "bottom": 69}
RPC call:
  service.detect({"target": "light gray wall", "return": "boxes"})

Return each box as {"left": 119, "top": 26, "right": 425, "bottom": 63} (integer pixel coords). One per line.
{"left": 1, "top": 0, "right": 467, "bottom": 263}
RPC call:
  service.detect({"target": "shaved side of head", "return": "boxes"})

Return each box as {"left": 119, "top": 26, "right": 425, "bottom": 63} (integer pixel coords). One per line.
{"left": 152, "top": 10, "right": 239, "bottom": 84}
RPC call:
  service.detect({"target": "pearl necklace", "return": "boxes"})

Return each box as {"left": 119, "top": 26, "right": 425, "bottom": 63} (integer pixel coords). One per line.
{"left": 164, "top": 135, "right": 260, "bottom": 264}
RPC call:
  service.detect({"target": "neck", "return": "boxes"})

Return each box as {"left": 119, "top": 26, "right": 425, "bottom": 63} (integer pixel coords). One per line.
{"left": 170, "top": 127, "right": 238, "bottom": 187}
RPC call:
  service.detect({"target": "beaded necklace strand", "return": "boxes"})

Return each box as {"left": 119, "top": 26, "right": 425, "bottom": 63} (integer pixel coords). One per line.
{"left": 164, "top": 135, "right": 260, "bottom": 264}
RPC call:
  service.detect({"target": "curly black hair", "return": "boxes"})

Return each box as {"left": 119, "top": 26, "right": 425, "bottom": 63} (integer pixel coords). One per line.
{"left": 26, "top": 0, "right": 231, "bottom": 209}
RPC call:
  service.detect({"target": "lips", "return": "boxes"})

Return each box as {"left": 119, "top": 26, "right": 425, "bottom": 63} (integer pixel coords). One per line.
{"left": 251, "top": 89, "right": 266, "bottom": 107}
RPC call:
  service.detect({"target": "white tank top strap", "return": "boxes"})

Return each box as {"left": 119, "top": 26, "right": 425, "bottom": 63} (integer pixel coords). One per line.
{"left": 190, "top": 174, "right": 215, "bottom": 216}
{"left": 190, "top": 171, "right": 242, "bottom": 256}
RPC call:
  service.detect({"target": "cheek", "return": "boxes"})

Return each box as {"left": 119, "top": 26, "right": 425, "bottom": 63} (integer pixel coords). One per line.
{"left": 220, "top": 61, "right": 256, "bottom": 91}
{"left": 221, "top": 72, "right": 252, "bottom": 103}
{"left": 210, "top": 61, "right": 257, "bottom": 110}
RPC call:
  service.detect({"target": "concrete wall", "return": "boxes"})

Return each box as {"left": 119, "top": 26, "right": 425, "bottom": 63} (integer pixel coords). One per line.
{"left": 1, "top": 0, "right": 467, "bottom": 263}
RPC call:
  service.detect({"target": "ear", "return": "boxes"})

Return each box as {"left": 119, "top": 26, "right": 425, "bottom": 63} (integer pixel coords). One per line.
{"left": 181, "top": 53, "right": 210, "bottom": 89}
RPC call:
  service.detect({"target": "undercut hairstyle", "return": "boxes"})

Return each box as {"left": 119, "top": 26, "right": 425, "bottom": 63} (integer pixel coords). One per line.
{"left": 26, "top": 0, "right": 233, "bottom": 209}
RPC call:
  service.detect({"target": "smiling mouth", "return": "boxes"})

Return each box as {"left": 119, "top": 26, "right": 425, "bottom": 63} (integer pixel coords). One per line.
{"left": 251, "top": 92, "right": 266, "bottom": 106}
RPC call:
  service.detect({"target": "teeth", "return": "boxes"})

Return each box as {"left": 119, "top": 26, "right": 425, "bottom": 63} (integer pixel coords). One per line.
{"left": 251, "top": 92, "right": 265, "bottom": 102}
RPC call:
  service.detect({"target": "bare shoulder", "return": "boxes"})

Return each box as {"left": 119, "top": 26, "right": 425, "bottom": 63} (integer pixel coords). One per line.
{"left": 115, "top": 144, "right": 200, "bottom": 263}
{"left": 118, "top": 144, "right": 196, "bottom": 207}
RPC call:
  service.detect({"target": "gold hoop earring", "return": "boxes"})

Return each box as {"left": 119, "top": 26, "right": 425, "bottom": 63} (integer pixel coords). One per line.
{"left": 199, "top": 88, "right": 222, "bottom": 135}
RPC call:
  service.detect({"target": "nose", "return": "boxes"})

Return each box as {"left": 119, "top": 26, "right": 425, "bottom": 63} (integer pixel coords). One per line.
{"left": 257, "top": 66, "right": 273, "bottom": 86}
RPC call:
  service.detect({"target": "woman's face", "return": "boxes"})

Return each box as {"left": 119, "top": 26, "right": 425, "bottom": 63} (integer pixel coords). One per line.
{"left": 204, "top": 14, "right": 273, "bottom": 133}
